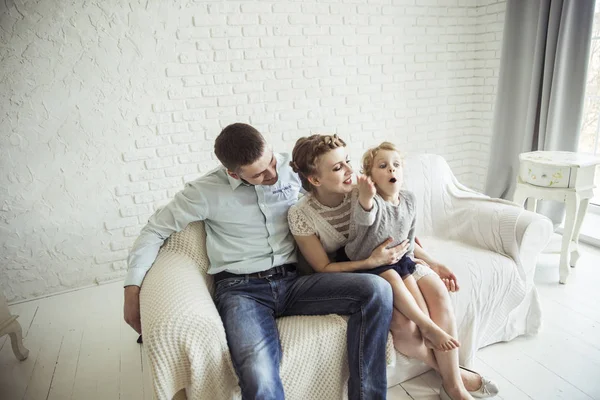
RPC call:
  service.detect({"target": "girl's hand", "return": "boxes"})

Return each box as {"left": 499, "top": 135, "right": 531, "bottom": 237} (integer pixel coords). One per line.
{"left": 357, "top": 175, "right": 376, "bottom": 210}
{"left": 416, "top": 259, "right": 459, "bottom": 292}
{"left": 367, "top": 238, "right": 409, "bottom": 268}
{"left": 357, "top": 175, "right": 376, "bottom": 198}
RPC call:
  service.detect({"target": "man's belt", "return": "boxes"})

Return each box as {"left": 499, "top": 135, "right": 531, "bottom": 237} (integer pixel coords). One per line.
{"left": 212, "top": 264, "right": 296, "bottom": 282}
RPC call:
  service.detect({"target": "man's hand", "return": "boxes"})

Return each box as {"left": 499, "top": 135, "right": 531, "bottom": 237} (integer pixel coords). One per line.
{"left": 124, "top": 285, "right": 142, "bottom": 334}
{"left": 357, "top": 175, "right": 376, "bottom": 211}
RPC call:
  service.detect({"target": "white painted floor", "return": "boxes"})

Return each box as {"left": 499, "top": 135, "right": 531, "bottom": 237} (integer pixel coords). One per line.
{"left": 1, "top": 235, "right": 599, "bottom": 400}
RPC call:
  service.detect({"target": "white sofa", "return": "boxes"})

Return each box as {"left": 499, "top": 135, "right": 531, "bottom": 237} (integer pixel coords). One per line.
{"left": 139, "top": 154, "right": 553, "bottom": 399}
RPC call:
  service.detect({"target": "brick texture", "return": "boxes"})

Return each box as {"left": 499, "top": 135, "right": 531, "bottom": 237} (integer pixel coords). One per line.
{"left": 0, "top": 0, "right": 506, "bottom": 302}
{"left": 119, "top": 0, "right": 506, "bottom": 260}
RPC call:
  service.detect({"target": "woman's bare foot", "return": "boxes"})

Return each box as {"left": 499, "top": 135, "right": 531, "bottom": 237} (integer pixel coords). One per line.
{"left": 460, "top": 368, "right": 483, "bottom": 392}
{"left": 420, "top": 323, "right": 460, "bottom": 351}
{"left": 442, "top": 383, "right": 474, "bottom": 400}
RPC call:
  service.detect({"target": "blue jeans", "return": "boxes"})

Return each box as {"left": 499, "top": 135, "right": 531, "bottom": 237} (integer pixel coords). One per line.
{"left": 214, "top": 269, "right": 393, "bottom": 400}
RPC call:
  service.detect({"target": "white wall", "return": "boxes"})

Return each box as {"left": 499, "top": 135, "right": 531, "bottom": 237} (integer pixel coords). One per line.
{"left": 0, "top": 0, "right": 505, "bottom": 302}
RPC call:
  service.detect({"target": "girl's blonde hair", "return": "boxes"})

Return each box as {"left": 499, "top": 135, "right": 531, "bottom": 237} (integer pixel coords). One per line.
{"left": 361, "top": 142, "right": 403, "bottom": 175}
{"left": 290, "top": 134, "right": 346, "bottom": 192}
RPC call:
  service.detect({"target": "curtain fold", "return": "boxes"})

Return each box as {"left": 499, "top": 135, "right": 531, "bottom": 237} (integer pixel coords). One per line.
{"left": 485, "top": 0, "right": 595, "bottom": 226}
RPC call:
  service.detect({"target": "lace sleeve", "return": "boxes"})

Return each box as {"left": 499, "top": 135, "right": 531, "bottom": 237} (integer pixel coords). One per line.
{"left": 288, "top": 205, "right": 316, "bottom": 236}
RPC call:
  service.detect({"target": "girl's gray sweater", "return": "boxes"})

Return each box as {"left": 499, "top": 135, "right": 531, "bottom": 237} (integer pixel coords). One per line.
{"left": 345, "top": 190, "right": 417, "bottom": 262}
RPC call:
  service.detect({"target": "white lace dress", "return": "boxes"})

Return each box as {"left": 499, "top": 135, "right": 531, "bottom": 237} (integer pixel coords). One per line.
{"left": 287, "top": 189, "right": 358, "bottom": 256}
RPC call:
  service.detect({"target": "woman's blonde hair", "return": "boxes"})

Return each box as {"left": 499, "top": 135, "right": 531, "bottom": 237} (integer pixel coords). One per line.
{"left": 361, "top": 142, "right": 403, "bottom": 176}
{"left": 290, "top": 134, "right": 347, "bottom": 192}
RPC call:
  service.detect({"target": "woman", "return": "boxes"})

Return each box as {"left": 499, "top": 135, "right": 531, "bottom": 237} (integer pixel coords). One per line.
{"left": 287, "top": 134, "right": 499, "bottom": 400}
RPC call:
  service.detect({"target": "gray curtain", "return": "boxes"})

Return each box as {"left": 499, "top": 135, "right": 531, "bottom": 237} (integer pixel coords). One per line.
{"left": 485, "top": 0, "right": 595, "bottom": 226}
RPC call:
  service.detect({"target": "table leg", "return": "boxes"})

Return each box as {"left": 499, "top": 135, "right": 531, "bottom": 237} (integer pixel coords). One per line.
{"left": 560, "top": 193, "right": 580, "bottom": 284}
{"left": 525, "top": 198, "right": 538, "bottom": 212}
{"left": 570, "top": 197, "right": 590, "bottom": 269}
{"left": 513, "top": 186, "right": 528, "bottom": 209}
{"left": 7, "top": 319, "right": 29, "bottom": 361}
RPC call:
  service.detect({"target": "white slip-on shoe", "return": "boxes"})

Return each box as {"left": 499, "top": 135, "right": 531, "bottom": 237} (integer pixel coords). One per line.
{"left": 460, "top": 366, "right": 500, "bottom": 398}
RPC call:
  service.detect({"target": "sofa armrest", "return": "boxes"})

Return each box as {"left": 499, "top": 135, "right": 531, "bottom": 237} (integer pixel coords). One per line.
{"left": 443, "top": 197, "right": 522, "bottom": 254}
{"left": 141, "top": 220, "right": 214, "bottom": 330}
{"left": 443, "top": 197, "right": 552, "bottom": 277}
{"left": 139, "top": 222, "right": 238, "bottom": 399}
{"left": 514, "top": 209, "right": 554, "bottom": 285}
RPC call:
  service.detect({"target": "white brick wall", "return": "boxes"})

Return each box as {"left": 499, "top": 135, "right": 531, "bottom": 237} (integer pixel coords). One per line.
{"left": 0, "top": 0, "right": 505, "bottom": 302}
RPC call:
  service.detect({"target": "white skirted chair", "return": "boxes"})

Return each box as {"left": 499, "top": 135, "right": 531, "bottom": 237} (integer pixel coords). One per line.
{"left": 139, "top": 154, "right": 553, "bottom": 399}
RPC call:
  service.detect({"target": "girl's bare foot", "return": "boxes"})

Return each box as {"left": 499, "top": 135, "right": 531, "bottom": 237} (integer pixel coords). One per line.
{"left": 421, "top": 323, "right": 460, "bottom": 351}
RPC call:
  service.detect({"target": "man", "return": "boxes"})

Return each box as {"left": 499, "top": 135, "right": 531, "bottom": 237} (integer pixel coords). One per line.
{"left": 123, "top": 123, "right": 393, "bottom": 399}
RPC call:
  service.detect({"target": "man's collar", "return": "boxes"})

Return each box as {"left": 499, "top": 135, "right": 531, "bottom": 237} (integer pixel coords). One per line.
{"left": 226, "top": 153, "right": 283, "bottom": 190}
{"left": 274, "top": 152, "right": 283, "bottom": 172}
{"left": 227, "top": 172, "right": 246, "bottom": 190}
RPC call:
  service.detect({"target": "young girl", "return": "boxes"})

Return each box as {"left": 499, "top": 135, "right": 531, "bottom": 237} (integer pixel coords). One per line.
{"left": 343, "top": 142, "right": 460, "bottom": 352}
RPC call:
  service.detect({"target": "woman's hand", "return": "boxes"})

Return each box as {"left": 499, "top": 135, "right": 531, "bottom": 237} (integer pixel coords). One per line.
{"left": 367, "top": 238, "right": 409, "bottom": 268}
{"left": 415, "top": 259, "right": 460, "bottom": 292}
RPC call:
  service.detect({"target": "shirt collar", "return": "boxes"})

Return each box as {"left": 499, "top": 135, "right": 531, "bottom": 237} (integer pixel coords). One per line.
{"left": 227, "top": 173, "right": 244, "bottom": 190}
{"left": 226, "top": 152, "right": 283, "bottom": 191}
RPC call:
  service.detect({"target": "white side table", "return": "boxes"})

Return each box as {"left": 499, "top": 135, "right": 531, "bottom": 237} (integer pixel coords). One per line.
{"left": 513, "top": 151, "right": 600, "bottom": 284}
{"left": 0, "top": 291, "right": 29, "bottom": 361}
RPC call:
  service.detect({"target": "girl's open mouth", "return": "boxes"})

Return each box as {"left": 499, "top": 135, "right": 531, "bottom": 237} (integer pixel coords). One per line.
{"left": 389, "top": 178, "right": 397, "bottom": 183}
{"left": 343, "top": 177, "right": 352, "bottom": 184}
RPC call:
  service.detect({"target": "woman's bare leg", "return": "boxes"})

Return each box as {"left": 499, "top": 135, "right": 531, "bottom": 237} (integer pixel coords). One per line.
{"left": 417, "top": 274, "right": 473, "bottom": 400}
{"left": 390, "top": 308, "right": 438, "bottom": 367}
{"left": 380, "top": 270, "right": 459, "bottom": 351}
{"left": 390, "top": 274, "right": 434, "bottom": 363}
{"left": 391, "top": 275, "right": 483, "bottom": 397}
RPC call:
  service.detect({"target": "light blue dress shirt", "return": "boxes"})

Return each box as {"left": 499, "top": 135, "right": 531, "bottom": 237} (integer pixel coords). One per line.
{"left": 124, "top": 152, "right": 303, "bottom": 287}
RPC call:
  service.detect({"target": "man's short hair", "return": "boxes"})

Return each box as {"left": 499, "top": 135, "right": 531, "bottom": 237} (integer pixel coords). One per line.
{"left": 214, "top": 123, "right": 266, "bottom": 172}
